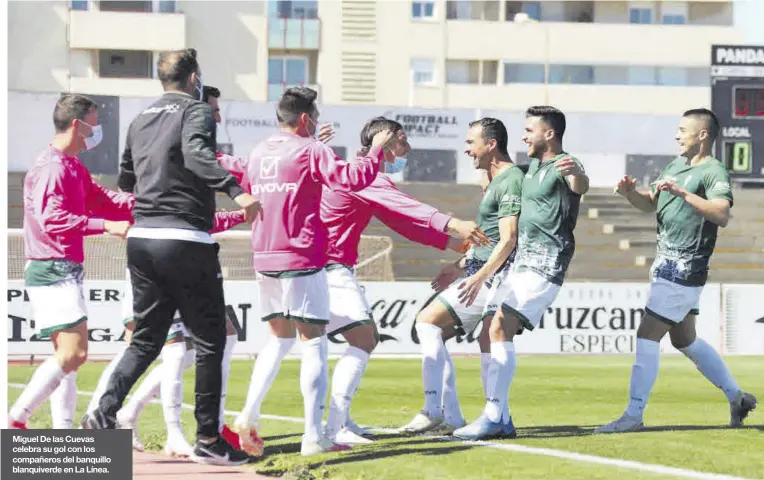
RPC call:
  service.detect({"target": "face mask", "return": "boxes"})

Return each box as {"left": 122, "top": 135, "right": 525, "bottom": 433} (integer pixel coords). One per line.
{"left": 83, "top": 124, "right": 103, "bottom": 150}
{"left": 386, "top": 156, "right": 408, "bottom": 175}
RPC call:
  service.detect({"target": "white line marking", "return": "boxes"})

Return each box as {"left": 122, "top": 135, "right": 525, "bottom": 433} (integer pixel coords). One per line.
{"left": 8, "top": 384, "right": 757, "bottom": 480}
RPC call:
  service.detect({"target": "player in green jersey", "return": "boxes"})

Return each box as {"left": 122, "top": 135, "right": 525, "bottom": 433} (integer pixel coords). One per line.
{"left": 597, "top": 108, "right": 757, "bottom": 433}
{"left": 399, "top": 118, "right": 525, "bottom": 436}
{"left": 455, "top": 106, "right": 589, "bottom": 441}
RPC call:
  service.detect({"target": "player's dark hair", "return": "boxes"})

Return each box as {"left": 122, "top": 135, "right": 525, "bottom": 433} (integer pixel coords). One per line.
{"left": 157, "top": 48, "right": 199, "bottom": 90}
{"left": 276, "top": 86, "right": 318, "bottom": 126}
{"left": 53, "top": 94, "right": 98, "bottom": 133}
{"left": 202, "top": 85, "right": 220, "bottom": 103}
{"left": 358, "top": 117, "right": 403, "bottom": 156}
{"left": 526, "top": 106, "right": 566, "bottom": 140}
{"left": 683, "top": 108, "right": 720, "bottom": 142}
{"left": 469, "top": 117, "right": 510, "bottom": 159}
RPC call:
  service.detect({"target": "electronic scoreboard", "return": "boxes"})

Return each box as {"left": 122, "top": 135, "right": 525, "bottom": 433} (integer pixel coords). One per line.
{"left": 711, "top": 45, "right": 764, "bottom": 183}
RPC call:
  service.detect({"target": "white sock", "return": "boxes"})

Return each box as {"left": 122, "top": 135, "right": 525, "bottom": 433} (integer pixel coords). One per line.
{"left": 10, "top": 357, "right": 66, "bottom": 424}
{"left": 87, "top": 346, "right": 127, "bottom": 413}
{"left": 159, "top": 342, "right": 187, "bottom": 434}
{"left": 50, "top": 371, "right": 78, "bottom": 429}
{"left": 480, "top": 353, "right": 491, "bottom": 398}
{"left": 441, "top": 350, "right": 465, "bottom": 427}
{"left": 117, "top": 365, "right": 161, "bottom": 425}
{"left": 325, "top": 346, "right": 370, "bottom": 439}
{"left": 300, "top": 335, "right": 329, "bottom": 443}
{"left": 680, "top": 338, "right": 740, "bottom": 403}
{"left": 219, "top": 335, "right": 237, "bottom": 431}
{"left": 625, "top": 338, "right": 660, "bottom": 418}
{"left": 241, "top": 336, "right": 295, "bottom": 424}
{"left": 483, "top": 342, "right": 516, "bottom": 423}
{"left": 416, "top": 323, "right": 446, "bottom": 418}
{"left": 183, "top": 349, "right": 196, "bottom": 370}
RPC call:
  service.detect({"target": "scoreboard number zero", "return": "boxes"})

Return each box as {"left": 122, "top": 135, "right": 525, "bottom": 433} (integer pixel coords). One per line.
{"left": 724, "top": 141, "right": 752, "bottom": 173}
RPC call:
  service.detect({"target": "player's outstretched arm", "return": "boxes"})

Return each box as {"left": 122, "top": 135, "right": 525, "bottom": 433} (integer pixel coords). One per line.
{"left": 615, "top": 175, "right": 657, "bottom": 213}
{"left": 310, "top": 130, "right": 395, "bottom": 192}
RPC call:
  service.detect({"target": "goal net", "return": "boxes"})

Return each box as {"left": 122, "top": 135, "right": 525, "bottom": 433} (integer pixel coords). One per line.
{"left": 7, "top": 230, "right": 395, "bottom": 281}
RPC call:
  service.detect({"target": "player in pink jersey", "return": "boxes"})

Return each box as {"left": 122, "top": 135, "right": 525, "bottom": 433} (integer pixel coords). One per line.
{"left": 9, "top": 94, "right": 133, "bottom": 430}
{"left": 230, "top": 116, "right": 490, "bottom": 449}
{"left": 226, "top": 87, "right": 396, "bottom": 456}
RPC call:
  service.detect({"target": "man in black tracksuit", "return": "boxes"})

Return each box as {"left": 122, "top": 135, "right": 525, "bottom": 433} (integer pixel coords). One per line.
{"left": 81, "top": 48, "right": 260, "bottom": 467}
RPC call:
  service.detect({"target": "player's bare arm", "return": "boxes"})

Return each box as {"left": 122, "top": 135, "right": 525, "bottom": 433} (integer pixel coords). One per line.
{"left": 445, "top": 218, "right": 491, "bottom": 247}
{"left": 615, "top": 175, "right": 657, "bottom": 213}
{"left": 653, "top": 178, "right": 731, "bottom": 227}
{"left": 458, "top": 216, "right": 518, "bottom": 307}
{"left": 556, "top": 156, "right": 589, "bottom": 195}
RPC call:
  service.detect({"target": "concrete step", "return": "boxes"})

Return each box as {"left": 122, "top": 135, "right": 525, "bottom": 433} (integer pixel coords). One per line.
{"left": 587, "top": 206, "right": 643, "bottom": 220}
{"left": 602, "top": 223, "right": 656, "bottom": 235}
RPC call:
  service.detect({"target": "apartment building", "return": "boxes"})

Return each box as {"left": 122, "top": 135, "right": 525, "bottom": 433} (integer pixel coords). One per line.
{"left": 8, "top": 0, "right": 748, "bottom": 114}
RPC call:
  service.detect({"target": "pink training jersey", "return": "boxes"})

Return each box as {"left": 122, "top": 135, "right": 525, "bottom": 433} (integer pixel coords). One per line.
{"left": 236, "top": 132, "right": 384, "bottom": 272}
{"left": 23, "top": 146, "right": 134, "bottom": 264}
{"left": 321, "top": 170, "right": 452, "bottom": 267}
{"left": 211, "top": 210, "right": 246, "bottom": 234}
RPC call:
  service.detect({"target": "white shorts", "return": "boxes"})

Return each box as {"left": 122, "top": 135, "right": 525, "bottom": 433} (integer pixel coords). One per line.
{"left": 326, "top": 265, "right": 374, "bottom": 335}
{"left": 437, "top": 273, "right": 511, "bottom": 336}
{"left": 122, "top": 269, "right": 184, "bottom": 342}
{"left": 645, "top": 277, "right": 702, "bottom": 324}
{"left": 258, "top": 269, "right": 330, "bottom": 324}
{"left": 28, "top": 282, "right": 88, "bottom": 339}
{"left": 498, "top": 269, "right": 561, "bottom": 331}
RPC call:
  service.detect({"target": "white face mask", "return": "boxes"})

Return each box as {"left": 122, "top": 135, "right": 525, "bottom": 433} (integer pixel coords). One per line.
{"left": 386, "top": 156, "right": 408, "bottom": 175}
{"left": 84, "top": 124, "right": 103, "bottom": 150}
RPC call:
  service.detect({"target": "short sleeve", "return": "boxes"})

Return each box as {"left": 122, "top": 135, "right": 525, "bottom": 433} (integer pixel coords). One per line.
{"left": 497, "top": 169, "right": 523, "bottom": 218}
{"left": 703, "top": 165, "right": 733, "bottom": 207}
{"left": 557, "top": 156, "right": 586, "bottom": 186}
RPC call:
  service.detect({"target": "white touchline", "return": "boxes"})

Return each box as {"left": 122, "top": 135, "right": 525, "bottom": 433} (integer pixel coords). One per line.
{"left": 7, "top": 383, "right": 756, "bottom": 480}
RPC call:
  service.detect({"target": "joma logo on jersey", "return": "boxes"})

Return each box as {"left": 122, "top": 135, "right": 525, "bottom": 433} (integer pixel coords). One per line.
{"left": 252, "top": 183, "right": 298, "bottom": 194}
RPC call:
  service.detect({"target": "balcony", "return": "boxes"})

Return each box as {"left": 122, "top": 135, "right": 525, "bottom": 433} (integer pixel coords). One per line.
{"left": 69, "top": 9, "right": 185, "bottom": 51}
{"left": 443, "top": 21, "right": 743, "bottom": 66}
{"left": 70, "top": 76, "right": 162, "bottom": 98}
{"left": 268, "top": 17, "right": 320, "bottom": 50}
{"left": 268, "top": 83, "right": 321, "bottom": 102}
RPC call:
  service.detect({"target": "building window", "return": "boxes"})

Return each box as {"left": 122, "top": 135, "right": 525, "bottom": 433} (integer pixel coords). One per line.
{"left": 446, "top": 60, "right": 497, "bottom": 84}
{"left": 505, "top": 1, "right": 540, "bottom": 21}
{"left": 411, "top": 59, "right": 436, "bottom": 85}
{"left": 662, "top": 14, "right": 685, "bottom": 24}
{"left": 98, "top": 50, "right": 153, "bottom": 78}
{"left": 628, "top": 8, "right": 653, "bottom": 24}
{"left": 155, "top": 0, "right": 176, "bottom": 13}
{"left": 70, "top": 0, "right": 88, "bottom": 10}
{"left": 269, "top": 0, "right": 318, "bottom": 19}
{"left": 549, "top": 65, "right": 594, "bottom": 84}
{"left": 268, "top": 56, "right": 309, "bottom": 100}
{"left": 504, "top": 63, "right": 545, "bottom": 83}
{"left": 446, "top": 1, "right": 499, "bottom": 21}
{"left": 412, "top": 1, "right": 435, "bottom": 19}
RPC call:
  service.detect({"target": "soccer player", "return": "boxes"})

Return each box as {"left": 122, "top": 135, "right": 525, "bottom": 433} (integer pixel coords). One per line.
{"left": 400, "top": 117, "right": 525, "bottom": 435}
{"left": 230, "top": 87, "right": 395, "bottom": 456}
{"left": 454, "top": 106, "right": 589, "bottom": 440}
{"left": 85, "top": 86, "right": 246, "bottom": 456}
{"left": 231, "top": 116, "right": 488, "bottom": 448}
{"left": 8, "top": 94, "right": 133, "bottom": 430}
{"left": 597, "top": 108, "right": 757, "bottom": 433}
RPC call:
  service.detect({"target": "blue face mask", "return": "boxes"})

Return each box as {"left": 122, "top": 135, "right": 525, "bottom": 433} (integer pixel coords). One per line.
{"left": 386, "top": 157, "right": 408, "bottom": 175}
